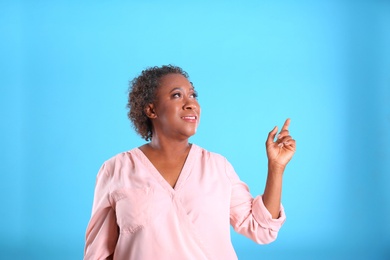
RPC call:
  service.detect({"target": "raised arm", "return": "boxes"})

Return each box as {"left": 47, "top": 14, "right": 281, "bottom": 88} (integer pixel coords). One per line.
{"left": 262, "top": 118, "right": 296, "bottom": 218}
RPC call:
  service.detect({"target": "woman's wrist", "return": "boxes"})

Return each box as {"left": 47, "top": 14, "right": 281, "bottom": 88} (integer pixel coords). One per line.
{"left": 268, "top": 161, "right": 286, "bottom": 174}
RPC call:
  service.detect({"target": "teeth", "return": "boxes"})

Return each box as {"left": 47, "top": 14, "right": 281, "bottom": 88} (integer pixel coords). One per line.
{"left": 183, "top": 116, "right": 196, "bottom": 119}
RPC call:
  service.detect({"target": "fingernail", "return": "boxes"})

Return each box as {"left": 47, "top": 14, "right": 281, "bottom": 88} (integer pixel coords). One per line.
{"left": 278, "top": 143, "right": 283, "bottom": 147}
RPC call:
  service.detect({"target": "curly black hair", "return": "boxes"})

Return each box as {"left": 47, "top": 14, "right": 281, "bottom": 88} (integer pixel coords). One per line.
{"left": 127, "top": 65, "right": 190, "bottom": 141}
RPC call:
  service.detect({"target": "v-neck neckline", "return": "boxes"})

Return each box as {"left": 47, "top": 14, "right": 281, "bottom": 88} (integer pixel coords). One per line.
{"left": 134, "top": 144, "right": 197, "bottom": 193}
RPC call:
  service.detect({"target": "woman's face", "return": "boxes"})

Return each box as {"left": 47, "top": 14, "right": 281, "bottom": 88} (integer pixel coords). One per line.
{"left": 148, "top": 73, "right": 201, "bottom": 141}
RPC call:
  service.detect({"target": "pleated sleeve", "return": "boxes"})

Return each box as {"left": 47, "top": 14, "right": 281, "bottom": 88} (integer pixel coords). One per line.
{"left": 226, "top": 159, "right": 286, "bottom": 244}
{"left": 84, "top": 163, "right": 118, "bottom": 260}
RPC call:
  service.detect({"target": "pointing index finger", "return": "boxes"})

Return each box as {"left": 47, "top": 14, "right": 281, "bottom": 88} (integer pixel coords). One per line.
{"left": 281, "top": 118, "right": 291, "bottom": 131}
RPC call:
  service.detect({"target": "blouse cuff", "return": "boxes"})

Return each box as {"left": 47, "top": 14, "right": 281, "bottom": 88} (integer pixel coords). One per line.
{"left": 252, "top": 195, "right": 286, "bottom": 231}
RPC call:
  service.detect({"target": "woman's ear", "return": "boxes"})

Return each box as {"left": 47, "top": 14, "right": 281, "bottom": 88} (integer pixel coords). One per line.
{"left": 144, "top": 103, "right": 157, "bottom": 119}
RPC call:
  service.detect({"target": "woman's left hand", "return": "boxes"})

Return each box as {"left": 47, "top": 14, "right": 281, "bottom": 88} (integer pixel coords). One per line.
{"left": 266, "top": 118, "right": 296, "bottom": 169}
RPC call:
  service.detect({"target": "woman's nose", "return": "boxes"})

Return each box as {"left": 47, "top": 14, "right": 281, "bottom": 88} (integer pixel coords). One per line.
{"left": 183, "top": 99, "right": 198, "bottom": 110}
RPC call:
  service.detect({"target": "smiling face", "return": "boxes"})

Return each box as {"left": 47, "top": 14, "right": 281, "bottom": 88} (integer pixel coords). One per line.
{"left": 145, "top": 73, "right": 201, "bottom": 141}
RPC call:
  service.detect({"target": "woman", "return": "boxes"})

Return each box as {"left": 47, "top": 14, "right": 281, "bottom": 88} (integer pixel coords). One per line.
{"left": 84, "top": 65, "right": 296, "bottom": 260}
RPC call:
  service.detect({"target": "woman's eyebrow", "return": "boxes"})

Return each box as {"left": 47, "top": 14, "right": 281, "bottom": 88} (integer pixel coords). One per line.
{"left": 169, "top": 87, "right": 194, "bottom": 93}
{"left": 169, "top": 87, "right": 183, "bottom": 93}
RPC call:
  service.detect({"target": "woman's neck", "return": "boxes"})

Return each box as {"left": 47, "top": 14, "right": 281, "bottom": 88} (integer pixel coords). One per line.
{"left": 143, "top": 136, "right": 191, "bottom": 158}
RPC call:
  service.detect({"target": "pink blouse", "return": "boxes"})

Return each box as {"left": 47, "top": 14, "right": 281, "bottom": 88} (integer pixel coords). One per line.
{"left": 84, "top": 144, "right": 286, "bottom": 260}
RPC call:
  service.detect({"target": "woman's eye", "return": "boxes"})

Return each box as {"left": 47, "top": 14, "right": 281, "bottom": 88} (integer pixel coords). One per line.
{"left": 190, "top": 92, "right": 198, "bottom": 99}
{"left": 172, "top": 93, "right": 181, "bottom": 98}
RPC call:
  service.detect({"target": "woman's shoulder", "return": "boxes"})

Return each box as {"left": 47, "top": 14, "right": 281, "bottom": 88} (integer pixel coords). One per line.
{"left": 192, "top": 144, "right": 236, "bottom": 179}
{"left": 192, "top": 144, "right": 228, "bottom": 163}
{"left": 100, "top": 148, "right": 141, "bottom": 169}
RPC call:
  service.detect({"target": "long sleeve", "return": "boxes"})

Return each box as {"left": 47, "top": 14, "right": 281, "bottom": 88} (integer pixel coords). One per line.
{"left": 226, "top": 159, "right": 286, "bottom": 244}
{"left": 84, "top": 163, "right": 118, "bottom": 260}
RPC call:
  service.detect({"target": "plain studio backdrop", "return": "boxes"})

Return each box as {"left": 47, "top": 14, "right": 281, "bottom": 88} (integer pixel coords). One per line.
{"left": 1, "top": 0, "right": 389, "bottom": 259}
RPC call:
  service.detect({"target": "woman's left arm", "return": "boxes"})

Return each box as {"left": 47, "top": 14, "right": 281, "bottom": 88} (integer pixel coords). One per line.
{"left": 262, "top": 118, "right": 296, "bottom": 218}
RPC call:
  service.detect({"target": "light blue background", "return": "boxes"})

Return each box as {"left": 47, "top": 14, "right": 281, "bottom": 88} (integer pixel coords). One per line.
{"left": 1, "top": 0, "right": 389, "bottom": 259}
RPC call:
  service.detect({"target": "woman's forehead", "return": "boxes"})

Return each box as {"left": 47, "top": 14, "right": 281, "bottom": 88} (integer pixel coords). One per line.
{"left": 158, "top": 73, "right": 193, "bottom": 91}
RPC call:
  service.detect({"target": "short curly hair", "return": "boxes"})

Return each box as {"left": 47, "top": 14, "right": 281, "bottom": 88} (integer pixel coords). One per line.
{"left": 127, "top": 65, "right": 190, "bottom": 141}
